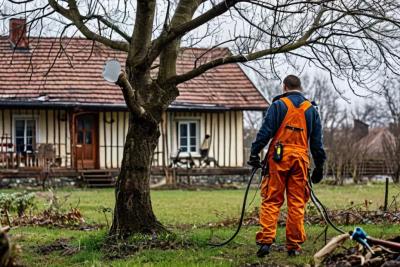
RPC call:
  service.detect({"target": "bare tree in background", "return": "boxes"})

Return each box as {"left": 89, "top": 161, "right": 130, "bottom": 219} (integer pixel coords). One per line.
{"left": 243, "top": 78, "right": 279, "bottom": 160}
{"left": 381, "top": 77, "right": 400, "bottom": 183}
{"left": 307, "top": 76, "right": 345, "bottom": 129}
{"left": 307, "top": 77, "right": 390, "bottom": 184}
{"left": 3, "top": 0, "right": 400, "bottom": 238}
{"left": 306, "top": 75, "right": 352, "bottom": 184}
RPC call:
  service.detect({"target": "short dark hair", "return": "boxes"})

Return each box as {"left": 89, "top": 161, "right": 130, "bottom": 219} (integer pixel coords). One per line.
{"left": 283, "top": 75, "right": 302, "bottom": 91}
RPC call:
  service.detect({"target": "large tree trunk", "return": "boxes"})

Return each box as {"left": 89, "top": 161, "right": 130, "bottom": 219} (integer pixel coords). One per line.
{"left": 109, "top": 114, "right": 166, "bottom": 238}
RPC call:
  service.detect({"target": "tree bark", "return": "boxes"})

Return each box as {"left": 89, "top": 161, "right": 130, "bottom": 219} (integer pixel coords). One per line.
{"left": 109, "top": 114, "right": 166, "bottom": 238}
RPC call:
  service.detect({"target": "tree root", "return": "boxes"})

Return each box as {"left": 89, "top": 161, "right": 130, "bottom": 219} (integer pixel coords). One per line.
{"left": 108, "top": 220, "right": 170, "bottom": 240}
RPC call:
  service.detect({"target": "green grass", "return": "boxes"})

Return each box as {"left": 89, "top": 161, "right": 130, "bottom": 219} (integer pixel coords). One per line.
{"left": 3, "top": 183, "right": 400, "bottom": 266}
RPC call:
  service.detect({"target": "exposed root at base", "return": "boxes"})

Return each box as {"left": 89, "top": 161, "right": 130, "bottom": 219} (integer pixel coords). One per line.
{"left": 108, "top": 220, "right": 170, "bottom": 240}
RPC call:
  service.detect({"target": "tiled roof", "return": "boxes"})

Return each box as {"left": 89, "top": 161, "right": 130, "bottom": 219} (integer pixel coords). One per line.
{"left": 355, "top": 128, "right": 395, "bottom": 155}
{"left": 0, "top": 37, "right": 268, "bottom": 110}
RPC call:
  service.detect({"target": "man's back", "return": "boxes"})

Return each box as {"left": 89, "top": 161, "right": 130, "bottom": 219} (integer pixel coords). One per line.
{"left": 251, "top": 91, "right": 326, "bottom": 168}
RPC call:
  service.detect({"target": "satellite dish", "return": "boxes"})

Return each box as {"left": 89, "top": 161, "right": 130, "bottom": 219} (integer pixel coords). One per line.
{"left": 103, "top": 59, "right": 121, "bottom": 83}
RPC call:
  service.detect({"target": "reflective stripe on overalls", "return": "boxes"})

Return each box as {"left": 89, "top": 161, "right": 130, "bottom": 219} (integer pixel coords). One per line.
{"left": 256, "top": 97, "right": 312, "bottom": 251}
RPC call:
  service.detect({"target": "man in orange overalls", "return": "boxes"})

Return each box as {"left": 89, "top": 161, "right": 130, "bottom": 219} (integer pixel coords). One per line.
{"left": 248, "top": 75, "right": 326, "bottom": 257}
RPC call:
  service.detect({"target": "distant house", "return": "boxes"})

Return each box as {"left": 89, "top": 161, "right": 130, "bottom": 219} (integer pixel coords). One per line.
{"left": 0, "top": 19, "right": 268, "bottom": 180}
{"left": 352, "top": 120, "right": 395, "bottom": 177}
{"left": 324, "top": 119, "right": 396, "bottom": 182}
{"left": 354, "top": 127, "right": 395, "bottom": 157}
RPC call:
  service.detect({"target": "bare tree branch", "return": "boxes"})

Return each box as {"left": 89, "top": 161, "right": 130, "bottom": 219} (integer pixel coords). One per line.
{"left": 116, "top": 72, "right": 146, "bottom": 116}
{"left": 47, "top": 0, "right": 129, "bottom": 51}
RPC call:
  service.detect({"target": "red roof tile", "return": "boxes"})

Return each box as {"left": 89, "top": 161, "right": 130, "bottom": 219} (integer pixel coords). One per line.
{"left": 0, "top": 37, "right": 268, "bottom": 110}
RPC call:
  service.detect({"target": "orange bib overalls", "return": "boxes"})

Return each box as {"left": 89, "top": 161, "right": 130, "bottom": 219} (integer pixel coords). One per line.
{"left": 256, "top": 97, "right": 312, "bottom": 251}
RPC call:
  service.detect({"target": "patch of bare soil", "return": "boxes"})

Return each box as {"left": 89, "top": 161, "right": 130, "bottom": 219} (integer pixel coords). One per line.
{"left": 36, "top": 238, "right": 79, "bottom": 256}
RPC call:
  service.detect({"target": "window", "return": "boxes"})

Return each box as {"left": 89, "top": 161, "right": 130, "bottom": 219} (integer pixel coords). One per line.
{"left": 178, "top": 121, "right": 199, "bottom": 153}
{"left": 15, "top": 118, "right": 37, "bottom": 153}
{"left": 77, "top": 117, "right": 93, "bottom": 145}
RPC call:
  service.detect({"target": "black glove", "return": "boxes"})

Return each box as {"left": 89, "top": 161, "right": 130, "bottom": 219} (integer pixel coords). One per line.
{"left": 311, "top": 167, "right": 324, "bottom": 184}
{"left": 247, "top": 154, "right": 261, "bottom": 169}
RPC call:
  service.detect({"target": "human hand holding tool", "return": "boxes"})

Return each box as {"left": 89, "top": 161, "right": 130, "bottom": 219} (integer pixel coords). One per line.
{"left": 311, "top": 167, "right": 323, "bottom": 184}
{"left": 248, "top": 154, "right": 262, "bottom": 169}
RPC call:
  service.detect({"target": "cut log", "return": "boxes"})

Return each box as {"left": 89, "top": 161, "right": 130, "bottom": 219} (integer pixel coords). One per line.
{"left": 314, "top": 233, "right": 350, "bottom": 267}
{"left": 368, "top": 237, "right": 400, "bottom": 251}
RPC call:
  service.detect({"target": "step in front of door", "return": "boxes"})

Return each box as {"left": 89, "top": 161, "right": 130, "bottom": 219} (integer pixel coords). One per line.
{"left": 81, "top": 171, "right": 115, "bottom": 188}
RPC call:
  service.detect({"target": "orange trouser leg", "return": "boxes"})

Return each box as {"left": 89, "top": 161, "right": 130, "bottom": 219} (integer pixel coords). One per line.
{"left": 256, "top": 169, "right": 287, "bottom": 245}
{"left": 285, "top": 158, "right": 309, "bottom": 251}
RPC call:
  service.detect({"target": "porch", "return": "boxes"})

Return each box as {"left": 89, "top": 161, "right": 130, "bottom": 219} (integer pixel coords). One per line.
{"left": 0, "top": 165, "right": 251, "bottom": 188}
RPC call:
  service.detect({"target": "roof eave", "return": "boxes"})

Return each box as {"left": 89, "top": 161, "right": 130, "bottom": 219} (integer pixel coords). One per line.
{"left": 0, "top": 100, "right": 266, "bottom": 111}
{"left": 237, "top": 63, "right": 270, "bottom": 107}
{"left": 0, "top": 100, "right": 129, "bottom": 110}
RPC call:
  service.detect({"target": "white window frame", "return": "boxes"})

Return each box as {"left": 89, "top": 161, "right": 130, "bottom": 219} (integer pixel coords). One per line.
{"left": 13, "top": 115, "right": 39, "bottom": 153}
{"left": 177, "top": 120, "right": 200, "bottom": 156}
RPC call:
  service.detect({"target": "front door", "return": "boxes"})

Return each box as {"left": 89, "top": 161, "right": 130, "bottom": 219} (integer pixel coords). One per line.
{"left": 74, "top": 114, "right": 98, "bottom": 169}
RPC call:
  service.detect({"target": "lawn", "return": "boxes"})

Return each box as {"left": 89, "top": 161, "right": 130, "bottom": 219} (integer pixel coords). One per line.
{"left": 3, "top": 183, "right": 400, "bottom": 266}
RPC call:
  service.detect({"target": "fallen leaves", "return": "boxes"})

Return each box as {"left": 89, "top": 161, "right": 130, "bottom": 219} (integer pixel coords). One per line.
{"left": 201, "top": 205, "right": 400, "bottom": 230}
{"left": 11, "top": 208, "right": 102, "bottom": 231}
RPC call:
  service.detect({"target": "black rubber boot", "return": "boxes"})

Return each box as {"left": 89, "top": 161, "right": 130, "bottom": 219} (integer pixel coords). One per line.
{"left": 256, "top": 244, "right": 271, "bottom": 258}
{"left": 287, "top": 249, "right": 301, "bottom": 257}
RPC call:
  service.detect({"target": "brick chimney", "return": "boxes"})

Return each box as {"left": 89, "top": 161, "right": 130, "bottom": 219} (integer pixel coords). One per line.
{"left": 353, "top": 119, "right": 369, "bottom": 139}
{"left": 9, "top": 18, "right": 29, "bottom": 49}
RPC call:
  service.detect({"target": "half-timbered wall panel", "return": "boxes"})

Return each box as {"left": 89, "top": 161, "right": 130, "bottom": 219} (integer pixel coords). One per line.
{"left": 99, "top": 112, "right": 105, "bottom": 168}
{"left": 236, "top": 111, "right": 244, "bottom": 166}
{"left": 98, "top": 111, "right": 130, "bottom": 169}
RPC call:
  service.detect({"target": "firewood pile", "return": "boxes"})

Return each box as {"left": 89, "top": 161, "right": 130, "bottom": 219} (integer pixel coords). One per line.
{"left": 314, "top": 233, "right": 400, "bottom": 267}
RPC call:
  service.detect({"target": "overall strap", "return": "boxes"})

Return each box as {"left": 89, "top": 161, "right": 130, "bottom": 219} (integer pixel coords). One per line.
{"left": 299, "top": 100, "right": 312, "bottom": 112}
{"left": 281, "top": 97, "right": 295, "bottom": 111}
{"left": 273, "top": 97, "right": 295, "bottom": 137}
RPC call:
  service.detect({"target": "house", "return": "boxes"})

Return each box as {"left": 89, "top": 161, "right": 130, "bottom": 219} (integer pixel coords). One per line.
{"left": 352, "top": 121, "right": 396, "bottom": 178}
{"left": 0, "top": 19, "right": 268, "bottom": 181}
{"left": 324, "top": 119, "right": 397, "bottom": 183}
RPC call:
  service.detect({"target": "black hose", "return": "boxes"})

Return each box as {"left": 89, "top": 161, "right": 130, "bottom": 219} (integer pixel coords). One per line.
{"left": 208, "top": 167, "right": 260, "bottom": 247}
{"left": 307, "top": 179, "right": 345, "bottom": 234}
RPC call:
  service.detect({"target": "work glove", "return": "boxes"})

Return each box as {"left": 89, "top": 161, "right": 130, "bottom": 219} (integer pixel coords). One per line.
{"left": 247, "top": 154, "right": 262, "bottom": 169}
{"left": 311, "top": 167, "right": 324, "bottom": 184}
